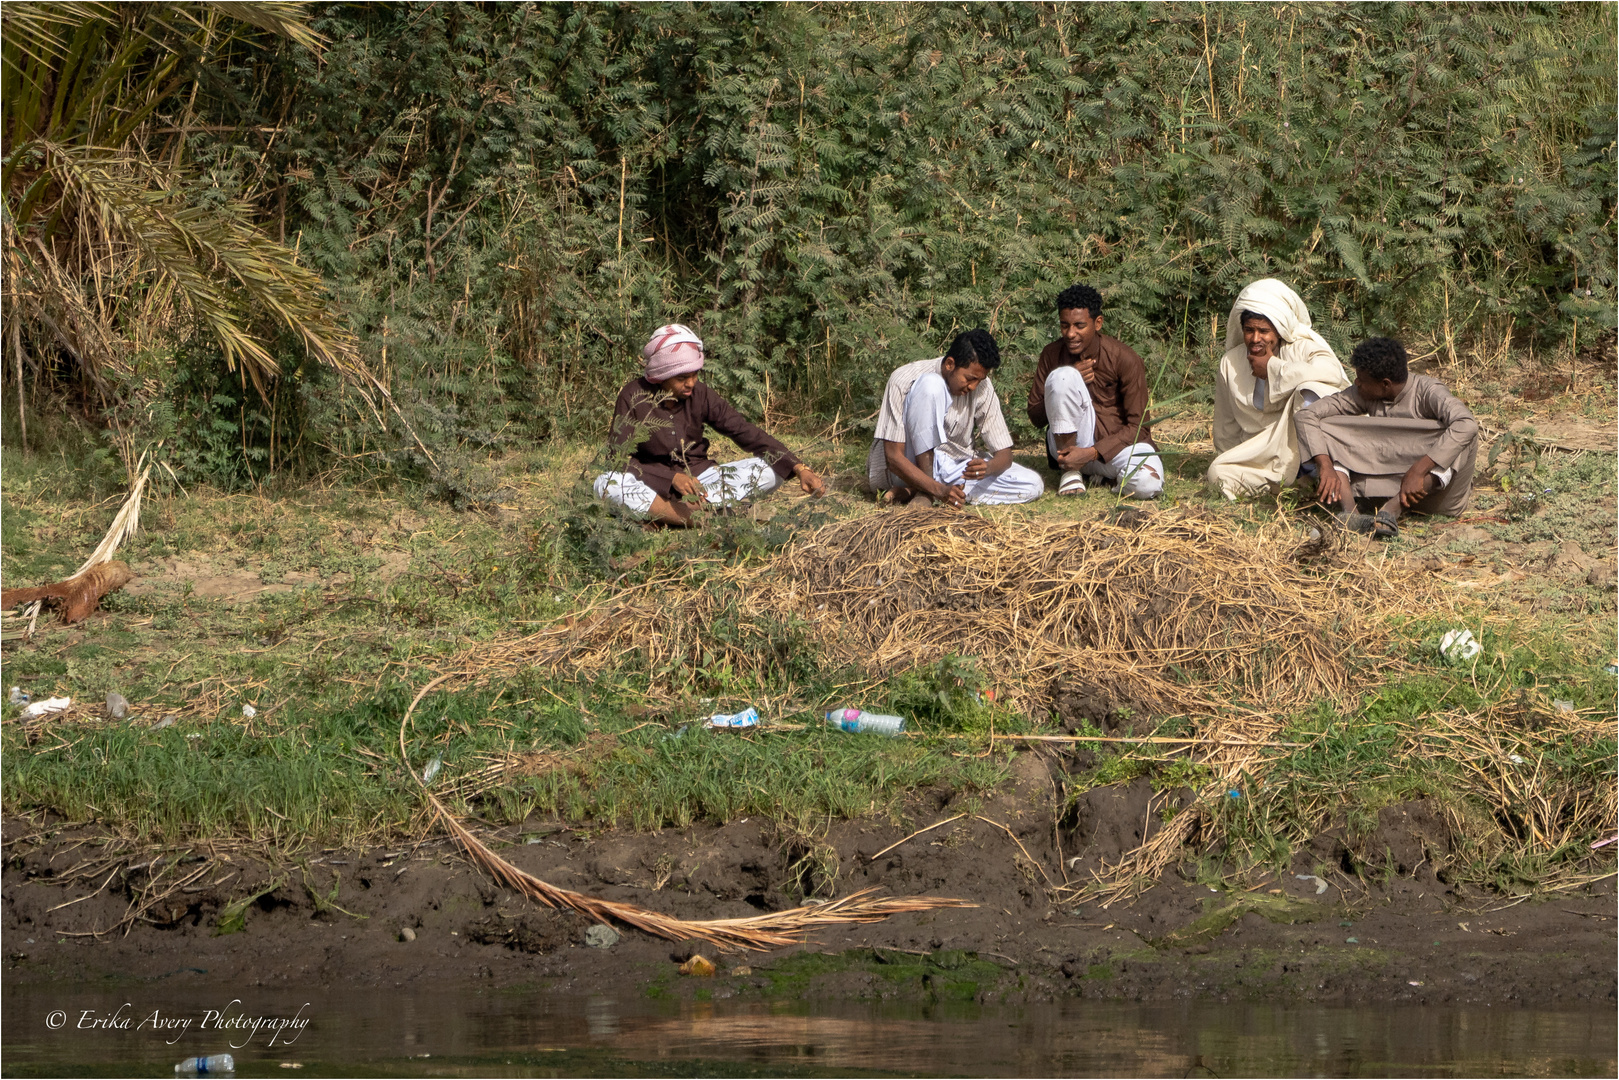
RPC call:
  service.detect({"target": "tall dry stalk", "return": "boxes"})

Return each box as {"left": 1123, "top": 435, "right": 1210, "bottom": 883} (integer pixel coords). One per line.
{"left": 396, "top": 675, "right": 975, "bottom": 951}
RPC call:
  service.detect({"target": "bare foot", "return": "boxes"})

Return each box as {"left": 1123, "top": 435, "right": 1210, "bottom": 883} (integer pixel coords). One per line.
{"left": 883, "top": 486, "right": 914, "bottom": 505}
{"left": 649, "top": 495, "right": 695, "bottom": 528}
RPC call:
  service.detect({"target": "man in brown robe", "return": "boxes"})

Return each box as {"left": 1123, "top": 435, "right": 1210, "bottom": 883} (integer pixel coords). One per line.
{"left": 595, "top": 324, "right": 825, "bottom": 525}
{"left": 1296, "top": 336, "right": 1478, "bottom": 537}
{"left": 1025, "top": 284, "right": 1162, "bottom": 498}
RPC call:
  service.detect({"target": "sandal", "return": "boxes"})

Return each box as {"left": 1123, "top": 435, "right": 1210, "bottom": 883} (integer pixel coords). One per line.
{"left": 1057, "top": 470, "right": 1087, "bottom": 496}
{"left": 1331, "top": 508, "right": 1375, "bottom": 535}
{"left": 1372, "top": 507, "right": 1400, "bottom": 541}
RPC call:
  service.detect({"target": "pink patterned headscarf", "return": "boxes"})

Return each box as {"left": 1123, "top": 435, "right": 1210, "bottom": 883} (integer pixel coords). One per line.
{"left": 641, "top": 324, "right": 705, "bottom": 383}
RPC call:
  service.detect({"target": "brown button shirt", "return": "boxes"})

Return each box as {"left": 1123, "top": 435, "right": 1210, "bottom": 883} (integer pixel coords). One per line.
{"left": 1026, "top": 334, "right": 1154, "bottom": 461}
{"left": 608, "top": 377, "right": 800, "bottom": 500}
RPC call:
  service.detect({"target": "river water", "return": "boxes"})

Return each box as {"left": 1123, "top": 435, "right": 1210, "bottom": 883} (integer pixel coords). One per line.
{"left": 4, "top": 985, "right": 1614, "bottom": 1077}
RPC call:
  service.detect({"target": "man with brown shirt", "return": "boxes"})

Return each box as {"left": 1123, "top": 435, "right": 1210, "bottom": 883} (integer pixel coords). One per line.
{"left": 1026, "top": 284, "right": 1162, "bottom": 498}
{"left": 1296, "top": 336, "right": 1478, "bottom": 538}
{"left": 595, "top": 324, "right": 826, "bottom": 526}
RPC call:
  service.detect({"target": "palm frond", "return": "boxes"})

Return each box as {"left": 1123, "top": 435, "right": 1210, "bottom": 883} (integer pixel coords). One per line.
{"left": 31, "top": 142, "right": 358, "bottom": 387}
{"left": 397, "top": 675, "right": 972, "bottom": 951}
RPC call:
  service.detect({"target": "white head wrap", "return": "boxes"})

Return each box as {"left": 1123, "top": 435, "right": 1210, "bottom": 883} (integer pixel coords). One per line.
{"left": 1223, "top": 279, "right": 1347, "bottom": 399}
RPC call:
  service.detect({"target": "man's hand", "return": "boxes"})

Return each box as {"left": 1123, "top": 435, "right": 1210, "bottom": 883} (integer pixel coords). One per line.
{"left": 794, "top": 464, "right": 827, "bottom": 497}
{"left": 963, "top": 457, "right": 991, "bottom": 480}
{"left": 1313, "top": 457, "right": 1348, "bottom": 508}
{"left": 932, "top": 480, "right": 966, "bottom": 508}
{"left": 1400, "top": 456, "right": 1438, "bottom": 509}
{"left": 1075, "top": 355, "right": 1098, "bottom": 385}
{"left": 670, "top": 472, "right": 705, "bottom": 501}
{"left": 1056, "top": 443, "right": 1100, "bottom": 471}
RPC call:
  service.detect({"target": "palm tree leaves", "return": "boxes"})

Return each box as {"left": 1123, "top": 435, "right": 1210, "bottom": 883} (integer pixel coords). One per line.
{"left": 27, "top": 143, "right": 357, "bottom": 391}
{"left": 2, "top": 2, "right": 363, "bottom": 414}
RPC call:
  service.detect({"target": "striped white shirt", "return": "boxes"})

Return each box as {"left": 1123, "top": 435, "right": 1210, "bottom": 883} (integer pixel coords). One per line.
{"left": 874, "top": 356, "right": 1014, "bottom": 460}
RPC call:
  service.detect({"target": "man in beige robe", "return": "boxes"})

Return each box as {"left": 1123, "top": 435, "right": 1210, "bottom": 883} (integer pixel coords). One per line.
{"left": 1296, "top": 336, "right": 1479, "bottom": 538}
{"left": 1207, "top": 279, "right": 1350, "bottom": 499}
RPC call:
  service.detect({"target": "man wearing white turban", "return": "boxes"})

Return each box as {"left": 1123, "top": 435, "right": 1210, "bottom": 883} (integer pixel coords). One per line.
{"left": 594, "top": 324, "right": 826, "bottom": 526}
{"left": 1206, "top": 279, "right": 1351, "bottom": 500}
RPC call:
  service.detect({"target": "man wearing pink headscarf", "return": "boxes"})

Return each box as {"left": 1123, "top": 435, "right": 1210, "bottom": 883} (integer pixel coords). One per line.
{"left": 594, "top": 324, "right": 826, "bottom": 526}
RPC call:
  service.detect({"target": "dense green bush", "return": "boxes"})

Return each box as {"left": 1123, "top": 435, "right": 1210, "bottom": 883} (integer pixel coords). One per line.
{"left": 13, "top": 2, "right": 1619, "bottom": 476}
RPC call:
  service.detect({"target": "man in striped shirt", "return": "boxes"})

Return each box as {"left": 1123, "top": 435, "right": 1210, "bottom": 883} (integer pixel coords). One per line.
{"left": 865, "top": 329, "right": 1045, "bottom": 507}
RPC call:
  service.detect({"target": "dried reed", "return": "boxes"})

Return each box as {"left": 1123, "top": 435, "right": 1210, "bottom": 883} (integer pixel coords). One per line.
{"left": 398, "top": 676, "right": 974, "bottom": 950}
{"left": 1405, "top": 702, "right": 1616, "bottom": 872}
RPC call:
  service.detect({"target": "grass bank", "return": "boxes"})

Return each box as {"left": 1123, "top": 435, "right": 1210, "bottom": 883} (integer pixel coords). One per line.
{"left": 2, "top": 375, "right": 1615, "bottom": 900}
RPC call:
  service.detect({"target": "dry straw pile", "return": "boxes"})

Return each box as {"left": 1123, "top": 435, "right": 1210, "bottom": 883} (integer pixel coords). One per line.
{"left": 450, "top": 505, "right": 1422, "bottom": 905}
{"left": 770, "top": 505, "right": 1391, "bottom": 711}
{"left": 471, "top": 505, "right": 1404, "bottom": 732}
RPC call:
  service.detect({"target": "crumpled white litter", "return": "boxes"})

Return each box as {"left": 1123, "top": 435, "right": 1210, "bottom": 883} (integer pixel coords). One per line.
{"left": 1439, "top": 629, "right": 1481, "bottom": 663}
{"left": 1294, "top": 873, "right": 1331, "bottom": 895}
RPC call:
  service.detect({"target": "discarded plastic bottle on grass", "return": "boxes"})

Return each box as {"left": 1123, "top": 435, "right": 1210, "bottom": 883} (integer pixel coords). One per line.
{"left": 826, "top": 708, "right": 904, "bottom": 736}
{"left": 174, "top": 1053, "right": 234, "bottom": 1075}
{"left": 706, "top": 707, "right": 759, "bottom": 729}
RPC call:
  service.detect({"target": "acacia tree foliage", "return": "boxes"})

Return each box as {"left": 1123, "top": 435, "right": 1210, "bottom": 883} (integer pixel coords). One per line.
{"left": 8, "top": 2, "right": 1615, "bottom": 481}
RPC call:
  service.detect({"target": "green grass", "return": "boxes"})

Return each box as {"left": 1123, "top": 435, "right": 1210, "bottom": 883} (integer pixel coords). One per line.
{"left": 3, "top": 406, "right": 1615, "bottom": 894}
{"left": 4, "top": 676, "right": 1015, "bottom": 844}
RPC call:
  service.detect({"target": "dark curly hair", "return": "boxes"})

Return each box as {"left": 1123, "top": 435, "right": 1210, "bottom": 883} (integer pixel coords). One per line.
{"left": 1349, "top": 336, "right": 1409, "bottom": 383}
{"left": 1055, "top": 283, "right": 1103, "bottom": 318}
{"left": 946, "top": 328, "right": 1001, "bottom": 371}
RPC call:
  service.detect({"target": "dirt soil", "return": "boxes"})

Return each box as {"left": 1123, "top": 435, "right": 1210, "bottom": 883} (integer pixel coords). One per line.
{"left": 7, "top": 752, "right": 1614, "bottom": 1010}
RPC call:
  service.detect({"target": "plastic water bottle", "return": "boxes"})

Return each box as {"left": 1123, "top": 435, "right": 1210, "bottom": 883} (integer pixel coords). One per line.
{"left": 826, "top": 708, "right": 904, "bottom": 736}
{"left": 706, "top": 706, "right": 759, "bottom": 729}
{"left": 174, "top": 1054, "right": 235, "bottom": 1074}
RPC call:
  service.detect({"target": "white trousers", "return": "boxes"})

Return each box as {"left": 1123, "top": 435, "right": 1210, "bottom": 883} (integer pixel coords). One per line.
{"left": 866, "top": 372, "right": 1045, "bottom": 505}
{"left": 594, "top": 457, "right": 782, "bottom": 517}
{"left": 1043, "top": 365, "right": 1164, "bottom": 499}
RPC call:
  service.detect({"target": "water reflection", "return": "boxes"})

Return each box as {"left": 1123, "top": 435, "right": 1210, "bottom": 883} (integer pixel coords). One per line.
{"left": 3, "top": 985, "right": 1613, "bottom": 1077}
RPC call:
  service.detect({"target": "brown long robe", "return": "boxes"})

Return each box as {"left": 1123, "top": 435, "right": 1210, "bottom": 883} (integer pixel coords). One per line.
{"left": 607, "top": 377, "right": 800, "bottom": 501}
{"left": 1027, "top": 334, "right": 1154, "bottom": 465}
{"left": 1294, "top": 374, "right": 1479, "bottom": 516}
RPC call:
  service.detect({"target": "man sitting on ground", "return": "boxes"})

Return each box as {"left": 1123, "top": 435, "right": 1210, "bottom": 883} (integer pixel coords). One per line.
{"left": 866, "top": 329, "right": 1045, "bottom": 507}
{"left": 1206, "top": 278, "right": 1350, "bottom": 499}
{"left": 1295, "top": 336, "right": 1479, "bottom": 538}
{"left": 595, "top": 324, "right": 826, "bottom": 526}
{"left": 1025, "top": 284, "right": 1163, "bottom": 498}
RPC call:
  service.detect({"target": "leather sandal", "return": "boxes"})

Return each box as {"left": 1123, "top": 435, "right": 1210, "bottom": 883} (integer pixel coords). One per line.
{"left": 1331, "top": 508, "right": 1376, "bottom": 535}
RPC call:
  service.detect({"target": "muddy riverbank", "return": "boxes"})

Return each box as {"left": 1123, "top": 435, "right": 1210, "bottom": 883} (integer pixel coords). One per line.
{"left": 7, "top": 757, "right": 1614, "bottom": 1011}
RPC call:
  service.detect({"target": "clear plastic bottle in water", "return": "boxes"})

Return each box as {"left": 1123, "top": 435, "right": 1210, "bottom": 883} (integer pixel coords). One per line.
{"left": 174, "top": 1054, "right": 235, "bottom": 1075}
{"left": 826, "top": 708, "right": 905, "bottom": 736}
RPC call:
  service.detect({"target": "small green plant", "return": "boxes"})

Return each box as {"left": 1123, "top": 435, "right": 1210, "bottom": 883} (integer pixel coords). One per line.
{"left": 1486, "top": 428, "right": 1545, "bottom": 520}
